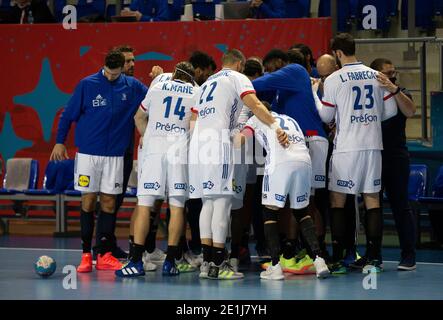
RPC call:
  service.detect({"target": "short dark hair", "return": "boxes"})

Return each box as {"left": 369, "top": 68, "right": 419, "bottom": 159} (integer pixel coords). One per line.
{"left": 263, "top": 49, "right": 288, "bottom": 66}
{"left": 173, "top": 61, "right": 195, "bottom": 84}
{"left": 331, "top": 33, "right": 356, "bottom": 56}
{"left": 243, "top": 59, "right": 263, "bottom": 78}
{"left": 210, "top": 58, "right": 217, "bottom": 72}
{"left": 115, "top": 45, "right": 134, "bottom": 54}
{"left": 105, "top": 50, "right": 125, "bottom": 69}
{"left": 287, "top": 49, "right": 307, "bottom": 69}
{"left": 289, "top": 43, "right": 315, "bottom": 66}
{"left": 222, "top": 49, "right": 245, "bottom": 65}
{"left": 189, "top": 51, "right": 213, "bottom": 70}
{"left": 370, "top": 58, "right": 393, "bottom": 71}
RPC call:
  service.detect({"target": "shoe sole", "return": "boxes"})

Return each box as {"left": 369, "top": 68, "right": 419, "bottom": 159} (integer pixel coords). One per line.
{"left": 397, "top": 265, "right": 416, "bottom": 271}
{"left": 96, "top": 265, "right": 122, "bottom": 271}
{"left": 143, "top": 267, "right": 157, "bottom": 271}
{"left": 316, "top": 270, "right": 330, "bottom": 278}
{"left": 115, "top": 272, "right": 145, "bottom": 278}
{"left": 260, "top": 275, "right": 284, "bottom": 280}
{"left": 283, "top": 265, "right": 316, "bottom": 275}
{"left": 199, "top": 272, "right": 208, "bottom": 279}
{"left": 77, "top": 268, "right": 92, "bottom": 273}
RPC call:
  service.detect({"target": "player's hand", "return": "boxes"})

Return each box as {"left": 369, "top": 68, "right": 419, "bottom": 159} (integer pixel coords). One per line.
{"left": 311, "top": 77, "right": 320, "bottom": 92}
{"left": 251, "top": 0, "right": 263, "bottom": 7}
{"left": 134, "top": 10, "right": 142, "bottom": 21}
{"left": 376, "top": 72, "right": 398, "bottom": 93}
{"left": 120, "top": 9, "right": 134, "bottom": 16}
{"left": 276, "top": 128, "right": 289, "bottom": 148}
{"left": 50, "top": 144, "right": 69, "bottom": 162}
{"left": 149, "top": 65, "right": 164, "bottom": 79}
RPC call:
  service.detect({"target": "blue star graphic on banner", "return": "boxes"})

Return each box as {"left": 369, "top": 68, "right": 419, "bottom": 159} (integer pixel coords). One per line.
{"left": 0, "top": 112, "right": 33, "bottom": 161}
{"left": 13, "top": 58, "right": 71, "bottom": 142}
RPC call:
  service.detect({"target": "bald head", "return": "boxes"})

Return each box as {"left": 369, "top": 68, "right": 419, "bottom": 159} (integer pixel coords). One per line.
{"left": 316, "top": 54, "right": 338, "bottom": 80}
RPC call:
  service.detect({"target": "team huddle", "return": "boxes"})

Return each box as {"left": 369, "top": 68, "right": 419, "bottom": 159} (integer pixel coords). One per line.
{"left": 51, "top": 32, "right": 404, "bottom": 282}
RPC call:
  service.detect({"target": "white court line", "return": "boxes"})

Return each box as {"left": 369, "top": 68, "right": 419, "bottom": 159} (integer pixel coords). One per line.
{"left": 1, "top": 248, "right": 443, "bottom": 266}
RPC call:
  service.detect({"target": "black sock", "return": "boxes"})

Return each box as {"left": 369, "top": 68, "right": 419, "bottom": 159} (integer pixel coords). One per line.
{"left": 166, "top": 245, "right": 179, "bottom": 263}
{"left": 80, "top": 209, "right": 95, "bottom": 253}
{"left": 365, "top": 208, "right": 383, "bottom": 260}
{"left": 145, "top": 213, "right": 158, "bottom": 253}
{"left": 330, "top": 207, "right": 346, "bottom": 262}
{"left": 96, "top": 211, "right": 115, "bottom": 255}
{"left": 178, "top": 236, "right": 188, "bottom": 258}
{"left": 212, "top": 247, "right": 225, "bottom": 266}
{"left": 230, "top": 243, "right": 240, "bottom": 259}
{"left": 299, "top": 217, "right": 322, "bottom": 257}
{"left": 128, "top": 235, "right": 134, "bottom": 259}
{"left": 241, "top": 228, "right": 250, "bottom": 248}
{"left": 202, "top": 244, "right": 212, "bottom": 263}
{"left": 264, "top": 222, "right": 280, "bottom": 266}
{"left": 282, "top": 239, "right": 296, "bottom": 260}
{"left": 131, "top": 243, "right": 145, "bottom": 263}
{"left": 318, "top": 234, "right": 327, "bottom": 255}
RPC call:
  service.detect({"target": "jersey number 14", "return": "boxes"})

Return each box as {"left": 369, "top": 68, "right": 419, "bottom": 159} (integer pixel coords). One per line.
{"left": 163, "top": 96, "right": 186, "bottom": 120}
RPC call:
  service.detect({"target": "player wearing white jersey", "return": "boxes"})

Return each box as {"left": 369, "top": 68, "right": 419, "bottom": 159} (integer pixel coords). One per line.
{"left": 191, "top": 49, "right": 289, "bottom": 280}
{"left": 116, "top": 62, "right": 198, "bottom": 278}
{"left": 236, "top": 111, "right": 330, "bottom": 279}
{"left": 319, "top": 33, "right": 397, "bottom": 274}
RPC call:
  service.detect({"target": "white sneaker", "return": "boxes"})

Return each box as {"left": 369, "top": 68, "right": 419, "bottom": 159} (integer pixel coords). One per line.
{"left": 207, "top": 261, "right": 244, "bottom": 280}
{"left": 229, "top": 258, "right": 239, "bottom": 272}
{"left": 260, "top": 262, "right": 284, "bottom": 280}
{"left": 199, "top": 261, "right": 210, "bottom": 278}
{"left": 142, "top": 252, "right": 158, "bottom": 271}
{"left": 184, "top": 250, "right": 203, "bottom": 268}
{"left": 146, "top": 248, "right": 166, "bottom": 263}
{"left": 313, "top": 256, "right": 330, "bottom": 278}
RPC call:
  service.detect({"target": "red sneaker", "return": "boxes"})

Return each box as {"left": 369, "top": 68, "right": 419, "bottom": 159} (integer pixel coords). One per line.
{"left": 77, "top": 253, "right": 93, "bottom": 273}
{"left": 96, "top": 252, "right": 123, "bottom": 270}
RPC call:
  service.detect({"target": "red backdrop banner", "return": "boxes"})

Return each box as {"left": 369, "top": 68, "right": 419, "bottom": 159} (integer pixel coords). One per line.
{"left": 0, "top": 18, "right": 331, "bottom": 186}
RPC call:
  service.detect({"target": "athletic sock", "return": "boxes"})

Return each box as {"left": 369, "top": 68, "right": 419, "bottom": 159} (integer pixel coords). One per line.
{"left": 80, "top": 209, "right": 95, "bottom": 253}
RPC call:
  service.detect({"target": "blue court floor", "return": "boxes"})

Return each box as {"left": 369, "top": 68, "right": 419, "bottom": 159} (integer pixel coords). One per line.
{"left": 1, "top": 236, "right": 442, "bottom": 300}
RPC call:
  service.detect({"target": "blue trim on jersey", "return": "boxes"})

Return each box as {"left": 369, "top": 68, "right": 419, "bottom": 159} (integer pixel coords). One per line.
{"left": 343, "top": 62, "right": 363, "bottom": 66}
{"left": 229, "top": 99, "right": 239, "bottom": 130}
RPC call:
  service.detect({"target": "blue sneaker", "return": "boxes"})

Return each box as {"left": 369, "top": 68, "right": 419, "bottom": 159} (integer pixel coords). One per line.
{"left": 343, "top": 248, "right": 361, "bottom": 268}
{"left": 162, "top": 260, "right": 180, "bottom": 276}
{"left": 115, "top": 260, "right": 145, "bottom": 278}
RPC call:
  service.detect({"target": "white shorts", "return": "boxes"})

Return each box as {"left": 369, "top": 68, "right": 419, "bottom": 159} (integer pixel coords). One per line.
{"left": 306, "top": 136, "right": 328, "bottom": 189}
{"left": 74, "top": 152, "right": 123, "bottom": 194}
{"left": 328, "top": 150, "right": 382, "bottom": 195}
{"left": 262, "top": 161, "right": 312, "bottom": 210}
{"left": 137, "top": 153, "right": 188, "bottom": 199}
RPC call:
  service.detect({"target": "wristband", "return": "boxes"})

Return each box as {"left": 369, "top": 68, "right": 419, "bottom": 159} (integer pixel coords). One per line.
{"left": 393, "top": 86, "right": 401, "bottom": 95}
{"left": 270, "top": 122, "right": 280, "bottom": 131}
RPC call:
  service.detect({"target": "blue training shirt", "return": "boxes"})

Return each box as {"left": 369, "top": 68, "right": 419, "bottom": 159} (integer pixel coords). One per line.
{"left": 56, "top": 70, "right": 148, "bottom": 157}
{"left": 252, "top": 63, "right": 327, "bottom": 138}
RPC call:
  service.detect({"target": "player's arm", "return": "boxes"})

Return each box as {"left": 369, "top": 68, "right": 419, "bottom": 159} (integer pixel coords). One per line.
{"left": 317, "top": 77, "right": 337, "bottom": 124}
{"left": 134, "top": 108, "right": 148, "bottom": 136}
{"left": 242, "top": 93, "right": 288, "bottom": 147}
{"left": 311, "top": 78, "right": 333, "bottom": 123}
{"left": 381, "top": 90, "right": 398, "bottom": 121}
{"left": 50, "top": 81, "right": 84, "bottom": 161}
{"left": 233, "top": 118, "right": 255, "bottom": 148}
{"left": 252, "top": 66, "right": 300, "bottom": 93}
{"left": 377, "top": 72, "right": 416, "bottom": 118}
{"left": 190, "top": 110, "right": 198, "bottom": 133}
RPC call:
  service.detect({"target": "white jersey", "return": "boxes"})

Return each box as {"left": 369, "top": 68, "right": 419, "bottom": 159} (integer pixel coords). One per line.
{"left": 139, "top": 79, "right": 198, "bottom": 156}
{"left": 321, "top": 62, "right": 397, "bottom": 154}
{"left": 244, "top": 112, "right": 310, "bottom": 168}
{"left": 150, "top": 72, "right": 172, "bottom": 88}
{"left": 193, "top": 68, "right": 255, "bottom": 142}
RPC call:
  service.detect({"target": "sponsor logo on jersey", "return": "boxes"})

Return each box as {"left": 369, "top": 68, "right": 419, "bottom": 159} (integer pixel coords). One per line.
{"left": 115, "top": 183, "right": 121, "bottom": 189}
{"left": 288, "top": 134, "right": 304, "bottom": 143}
{"left": 199, "top": 107, "right": 216, "bottom": 119}
{"left": 297, "top": 193, "right": 308, "bottom": 203}
{"left": 189, "top": 185, "right": 195, "bottom": 193}
{"left": 92, "top": 94, "right": 107, "bottom": 107}
{"left": 350, "top": 113, "right": 378, "bottom": 125}
{"left": 373, "top": 179, "right": 381, "bottom": 186}
{"left": 203, "top": 181, "right": 214, "bottom": 190}
{"left": 315, "top": 175, "right": 326, "bottom": 182}
{"left": 275, "top": 194, "right": 286, "bottom": 202}
{"left": 262, "top": 193, "right": 267, "bottom": 199}
{"left": 337, "top": 179, "right": 355, "bottom": 190}
{"left": 78, "top": 175, "right": 90, "bottom": 187}
{"left": 121, "top": 93, "right": 127, "bottom": 101}
{"left": 174, "top": 183, "right": 187, "bottom": 190}
{"left": 155, "top": 122, "right": 186, "bottom": 134}
{"left": 144, "top": 182, "right": 161, "bottom": 190}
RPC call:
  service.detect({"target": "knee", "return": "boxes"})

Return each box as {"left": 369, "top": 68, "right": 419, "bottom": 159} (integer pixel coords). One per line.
{"left": 292, "top": 207, "right": 309, "bottom": 223}
{"left": 82, "top": 194, "right": 97, "bottom": 212}
{"left": 100, "top": 194, "right": 116, "bottom": 213}
{"left": 263, "top": 206, "right": 279, "bottom": 223}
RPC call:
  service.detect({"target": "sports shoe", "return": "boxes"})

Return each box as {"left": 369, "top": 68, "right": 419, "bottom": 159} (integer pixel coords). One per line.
{"left": 260, "top": 262, "right": 284, "bottom": 280}
{"left": 279, "top": 256, "right": 297, "bottom": 272}
{"left": 398, "top": 253, "right": 416, "bottom": 271}
{"left": 115, "top": 260, "right": 145, "bottom": 277}
{"left": 184, "top": 250, "right": 203, "bottom": 268}
{"left": 207, "top": 261, "right": 244, "bottom": 280}
{"left": 77, "top": 253, "right": 93, "bottom": 273}
{"left": 142, "top": 252, "right": 157, "bottom": 271}
{"left": 349, "top": 256, "right": 368, "bottom": 270}
{"left": 96, "top": 252, "right": 123, "bottom": 271}
{"left": 362, "top": 260, "right": 383, "bottom": 274}
{"left": 176, "top": 258, "right": 197, "bottom": 273}
{"left": 313, "top": 256, "right": 330, "bottom": 278}
{"left": 329, "top": 261, "right": 347, "bottom": 275}
{"left": 229, "top": 258, "right": 239, "bottom": 272}
{"left": 162, "top": 260, "right": 180, "bottom": 276}
{"left": 112, "top": 246, "right": 129, "bottom": 260}
{"left": 283, "top": 255, "right": 316, "bottom": 275}
{"left": 145, "top": 248, "right": 166, "bottom": 263}
{"left": 199, "top": 261, "right": 210, "bottom": 278}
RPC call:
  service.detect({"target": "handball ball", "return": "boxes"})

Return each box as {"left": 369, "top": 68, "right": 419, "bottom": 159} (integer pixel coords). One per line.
{"left": 35, "top": 255, "right": 56, "bottom": 278}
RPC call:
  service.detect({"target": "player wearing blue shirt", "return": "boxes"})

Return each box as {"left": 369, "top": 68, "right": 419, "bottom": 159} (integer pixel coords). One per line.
{"left": 50, "top": 50, "right": 147, "bottom": 274}
{"left": 249, "top": 0, "right": 285, "bottom": 19}
{"left": 120, "top": 0, "right": 169, "bottom": 22}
